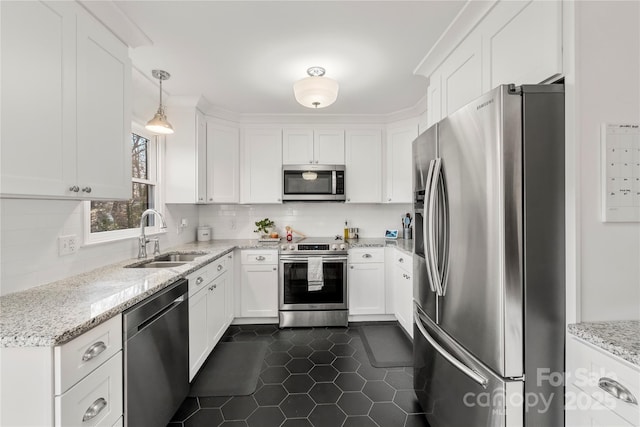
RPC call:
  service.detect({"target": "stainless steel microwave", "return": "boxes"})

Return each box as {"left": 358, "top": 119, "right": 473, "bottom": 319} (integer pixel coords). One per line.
{"left": 282, "top": 165, "right": 345, "bottom": 201}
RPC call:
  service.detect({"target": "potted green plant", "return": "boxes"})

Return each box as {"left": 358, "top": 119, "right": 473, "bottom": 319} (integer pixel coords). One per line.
{"left": 254, "top": 218, "right": 275, "bottom": 238}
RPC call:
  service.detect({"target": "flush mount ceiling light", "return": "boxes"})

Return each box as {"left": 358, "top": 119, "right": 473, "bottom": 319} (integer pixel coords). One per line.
{"left": 302, "top": 171, "right": 318, "bottom": 180}
{"left": 145, "top": 69, "right": 174, "bottom": 135}
{"left": 293, "top": 67, "right": 339, "bottom": 109}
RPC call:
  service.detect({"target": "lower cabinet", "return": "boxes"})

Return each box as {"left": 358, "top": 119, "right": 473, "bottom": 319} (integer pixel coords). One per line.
{"left": 393, "top": 252, "right": 413, "bottom": 338}
{"left": 239, "top": 250, "right": 279, "bottom": 317}
{"left": 0, "top": 315, "right": 123, "bottom": 427}
{"left": 188, "top": 255, "right": 232, "bottom": 381}
{"left": 566, "top": 336, "right": 640, "bottom": 427}
{"left": 348, "top": 248, "right": 385, "bottom": 315}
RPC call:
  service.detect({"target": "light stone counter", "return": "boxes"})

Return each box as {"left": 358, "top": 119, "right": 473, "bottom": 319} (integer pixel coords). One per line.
{"left": 0, "top": 239, "right": 278, "bottom": 348}
{"left": 347, "top": 238, "right": 413, "bottom": 256}
{"left": 568, "top": 320, "right": 640, "bottom": 367}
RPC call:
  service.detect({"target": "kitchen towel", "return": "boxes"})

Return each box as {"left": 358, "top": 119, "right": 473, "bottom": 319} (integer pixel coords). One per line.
{"left": 307, "top": 257, "right": 324, "bottom": 291}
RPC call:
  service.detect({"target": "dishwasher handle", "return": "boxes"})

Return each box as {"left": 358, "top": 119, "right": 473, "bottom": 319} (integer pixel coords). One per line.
{"left": 124, "top": 279, "right": 188, "bottom": 340}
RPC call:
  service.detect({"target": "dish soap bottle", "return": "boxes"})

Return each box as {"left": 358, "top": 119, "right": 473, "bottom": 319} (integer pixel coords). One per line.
{"left": 344, "top": 220, "right": 349, "bottom": 240}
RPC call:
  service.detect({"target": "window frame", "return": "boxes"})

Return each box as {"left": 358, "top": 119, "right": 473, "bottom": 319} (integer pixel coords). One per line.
{"left": 83, "top": 123, "right": 165, "bottom": 245}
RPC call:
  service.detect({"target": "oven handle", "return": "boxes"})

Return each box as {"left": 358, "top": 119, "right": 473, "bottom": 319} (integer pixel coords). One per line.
{"left": 280, "top": 256, "right": 348, "bottom": 262}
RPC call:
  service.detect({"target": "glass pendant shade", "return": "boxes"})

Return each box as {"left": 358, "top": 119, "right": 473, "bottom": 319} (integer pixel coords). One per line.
{"left": 146, "top": 107, "right": 174, "bottom": 134}
{"left": 293, "top": 67, "right": 339, "bottom": 109}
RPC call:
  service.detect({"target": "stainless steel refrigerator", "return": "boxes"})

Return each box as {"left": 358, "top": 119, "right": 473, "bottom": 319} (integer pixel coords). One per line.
{"left": 412, "top": 84, "right": 565, "bottom": 427}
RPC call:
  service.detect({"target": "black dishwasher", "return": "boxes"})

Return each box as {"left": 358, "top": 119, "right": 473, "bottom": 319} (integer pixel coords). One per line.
{"left": 123, "top": 279, "right": 189, "bottom": 427}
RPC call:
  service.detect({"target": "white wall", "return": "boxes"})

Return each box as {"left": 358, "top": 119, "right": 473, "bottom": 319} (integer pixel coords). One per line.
{"left": 198, "top": 203, "right": 412, "bottom": 240}
{"left": 0, "top": 199, "right": 198, "bottom": 296}
{"left": 575, "top": 1, "right": 640, "bottom": 321}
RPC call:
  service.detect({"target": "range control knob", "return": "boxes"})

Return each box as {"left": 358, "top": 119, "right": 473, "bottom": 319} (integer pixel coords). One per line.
{"left": 331, "top": 244, "right": 338, "bottom": 250}
{"left": 281, "top": 244, "right": 288, "bottom": 250}
{"left": 289, "top": 244, "right": 296, "bottom": 250}
{"left": 339, "top": 244, "right": 347, "bottom": 250}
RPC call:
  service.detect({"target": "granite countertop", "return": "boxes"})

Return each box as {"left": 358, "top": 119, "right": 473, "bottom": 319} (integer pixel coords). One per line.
{"left": 0, "top": 239, "right": 277, "bottom": 348}
{"left": 348, "top": 238, "right": 413, "bottom": 255}
{"left": 568, "top": 320, "right": 640, "bottom": 367}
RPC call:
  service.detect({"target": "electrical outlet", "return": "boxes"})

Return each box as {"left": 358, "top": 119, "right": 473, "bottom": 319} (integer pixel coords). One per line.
{"left": 180, "top": 218, "right": 188, "bottom": 227}
{"left": 58, "top": 234, "right": 78, "bottom": 256}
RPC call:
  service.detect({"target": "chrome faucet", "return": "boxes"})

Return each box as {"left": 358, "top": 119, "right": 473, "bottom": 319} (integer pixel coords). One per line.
{"left": 138, "top": 209, "right": 168, "bottom": 258}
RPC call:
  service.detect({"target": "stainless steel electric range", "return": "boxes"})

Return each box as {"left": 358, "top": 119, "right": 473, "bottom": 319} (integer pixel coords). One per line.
{"left": 278, "top": 237, "right": 349, "bottom": 327}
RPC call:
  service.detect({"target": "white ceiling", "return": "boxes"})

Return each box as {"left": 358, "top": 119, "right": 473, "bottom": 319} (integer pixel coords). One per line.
{"left": 114, "top": 1, "right": 466, "bottom": 116}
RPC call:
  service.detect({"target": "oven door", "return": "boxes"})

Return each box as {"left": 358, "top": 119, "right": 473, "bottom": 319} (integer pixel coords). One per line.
{"left": 279, "top": 256, "right": 347, "bottom": 310}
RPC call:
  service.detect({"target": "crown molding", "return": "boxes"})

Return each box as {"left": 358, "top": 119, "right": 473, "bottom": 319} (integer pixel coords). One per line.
{"left": 413, "top": 0, "right": 497, "bottom": 78}
{"left": 77, "top": 0, "right": 152, "bottom": 48}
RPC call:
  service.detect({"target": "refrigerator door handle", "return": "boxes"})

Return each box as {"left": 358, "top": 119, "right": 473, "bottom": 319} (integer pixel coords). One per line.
{"left": 437, "top": 159, "right": 450, "bottom": 296}
{"left": 423, "top": 160, "right": 437, "bottom": 293}
{"left": 414, "top": 310, "right": 488, "bottom": 388}
{"left": 428, "top": 158, "right": 444, "bottom": 296}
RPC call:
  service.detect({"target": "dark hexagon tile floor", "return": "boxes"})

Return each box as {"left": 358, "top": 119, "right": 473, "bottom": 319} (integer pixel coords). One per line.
{"left": 168, "top": 323, "right": 430, "bottom": 427}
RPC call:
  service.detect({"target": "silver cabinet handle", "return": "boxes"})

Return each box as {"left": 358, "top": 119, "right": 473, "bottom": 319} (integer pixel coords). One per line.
{"left": 196, "top": 277, "right": 204, "bottom": 285}
{"left": 277, "top": 198, "right": 282, "bottom": 202}
{"left": 217, "top": 264, "right": 223, "bottom": 271}
{"left": 398, "top": 258, "right": 404, "bottom": 263}
{"left": 347, "top": 198, "right": 351, "bottom": 202}
{"left": 315, "top": 160, "right": 319, "bottom": 164}
{"left": 598, "top": 377, "right": 638, "bottom": 405}
{"left": 255, "top": 255, "right": 266, "bottom": 261}
{"left": 69, "top": 185, "right": 80, "bottom": 192}
{"left": 209, "top": 198, "right": 213, "bottom": 201}
{"left": 415, "top": 310, "right": 487, "bottom": 388}
{"left": 82, "top": 341, "right": 107, "bottom": 362}
{"left": 350, "top": 265, "right": 354, "bottom": 269}
{"left": 228, "top": 255, "right": 232, "bottom": 259}
{"left": 199, "top": 197, "right": 204, "bottom": 201}
{"left": 272, "top": 267, "right": 277, "bottom": 271}
{"left": 362, "top": 254, "right": 372, "bottom": 258}
{"left": 82, "top": 186, "right": 92, "bottom": 193}
{"left": 388, "top": 198, "right": 392, "bottom": 201}
{"left": 82, "top": 397, "right": 107, "bottom": 422}
{"left": 209, "top": 284, "right": 217, "bottom": 290}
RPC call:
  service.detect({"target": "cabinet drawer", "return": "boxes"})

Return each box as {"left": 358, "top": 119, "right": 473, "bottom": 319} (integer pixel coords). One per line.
{"left": 188, "top": 257, "right": 227, "bottom": 297}
{"left": 241, "top": 250, "right": 278, "bottom": 265}
{"left": 55, "top": 352, "right": 123, "bottom": 427}
{"left": 348, "top": 248, "right": 384, "bottom": 263}
{"left": 568, "top": 337, "right": 640, "bottom": 426}
{"left": 54, "top": 315, "right": 122, "bottom": 395}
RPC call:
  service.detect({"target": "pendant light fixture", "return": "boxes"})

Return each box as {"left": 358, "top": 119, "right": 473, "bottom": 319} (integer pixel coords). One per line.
{"left": 145, "top": 69, "right": 174, "bottom": 135}
{"left": 293, "top": 67, "right": 339, "bottom": 109}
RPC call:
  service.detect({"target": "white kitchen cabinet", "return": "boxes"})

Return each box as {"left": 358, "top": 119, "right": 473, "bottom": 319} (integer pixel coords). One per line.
{"left": 439, "top": 35, "right": 483, "bottom": 118}
{"left": 1, "top": 1, "right": 131, "bottom": 200}
{"left": 282, "top": 128, "right": 345, "bottom": 165}
{"left": 166, "top": 112, "right": 240, "bottom": 204}
{"left": 566, "top": 336, "right": 640, "bottom": 427}
{"left": 385, "top": 123, "right": 418, "bottom": 204}
{"left": 393, "top": 251, "right": 414, "bottom": 338}
{"left": 207, "top": 122, "right": 240, "bottom": 203}
{"left": 188, "top": 257, "right": 231, "bottom": 380}
{"left": 241, "top": 129, "right": 283, "bottom": 204}
{"left": 239, "top": 250, "right": 278, "bottom": 317}
{"left": 348, "top": 248, "right": 385, "bottom": 315}
{"left": 345, "top": 129, "right": 382, "bottom": 203}
{"left": 224, "top": 252, "right": 235, "bottom": 325}
{"left": 1, "top": 315, "right": 123, "bottom": 427}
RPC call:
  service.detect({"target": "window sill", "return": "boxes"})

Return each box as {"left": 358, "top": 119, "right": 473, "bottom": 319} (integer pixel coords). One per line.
{"left": 83, "top": 228, "right": 168, "bottom": 247}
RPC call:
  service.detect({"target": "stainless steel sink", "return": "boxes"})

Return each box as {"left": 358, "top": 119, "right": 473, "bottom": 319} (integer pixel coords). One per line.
{"left": 153, "top": 253, "right": 204, "bottom": 262}
{"left": 131, "top": 261, "right": 188, "bottom": 268}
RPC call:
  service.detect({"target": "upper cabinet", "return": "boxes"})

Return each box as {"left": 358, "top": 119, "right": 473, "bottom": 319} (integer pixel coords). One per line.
{"left": 1, "top": 1, "right": 131, "bottom": 200}
{"left": 165, "top": 110, "right": 240, "bottom": 204}
{"left": 423, "top": 0, "right": 563, "bottom": 127}
{"left": 345, "top": 129, "right": 382, "bottom": 203}
{"left": 282, "top": 128, "right": 345, "bottom": 165}
{"left": 241, "top": 128, "right": 283, "bottom": 204}
{"left": 385, "top": 123, "right": 418, "bottom": 204}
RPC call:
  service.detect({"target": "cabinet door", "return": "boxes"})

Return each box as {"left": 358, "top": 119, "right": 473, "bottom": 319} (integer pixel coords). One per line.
{"left": 348, "top": 263, "right": 385, "bottom": 315}
{"left": 1, "top": 1, "right": 77, "bottom": 197}
{"left": 385, "top": 124, "right": 417, "bottom": 203}
{"left": 314, "top": 129, "right": 345, "bottom": 165}
{"left": 208, "top": 274, "right": 228, "bottom": 348}
{"left": 225, "top": 253, "right": 235, "bottom": 325}
{"left": 394, "top": 261, "right": 414, "bottom": 338}
{"left": 566, "top": 385, "right": 634, "bottom": 427}
{"left": 240, "top": 265, "right": 278, "bottom": 317}
{"left": 207, "top": 123, "right": 239, "bottom": 203}
{"left": 188, "top": 287, "right": 209, "bottom": 381}
{"left": 242, "top": 129, "right": 283, "bottom": 204}
{"left": 345, "top": 129, "right": 382, "bottom": 203}
{"left": 439, "top": 35, "right": 482, "bottom": 117}
{"left": 76, "top": 10, "right": 131, "bottom": 200}
{"left": 283, "top": 129, "right": 313, "bottom": 164}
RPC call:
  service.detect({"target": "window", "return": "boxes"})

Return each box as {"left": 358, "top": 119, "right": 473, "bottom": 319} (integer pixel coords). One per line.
{"left": 84, "top": 126, "right": 163, "bottom": 244}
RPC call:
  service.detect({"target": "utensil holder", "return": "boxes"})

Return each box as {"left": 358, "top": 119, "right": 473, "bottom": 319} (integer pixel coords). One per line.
{"left": 402, "top": 227, "right": 412, "bottom": 240}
